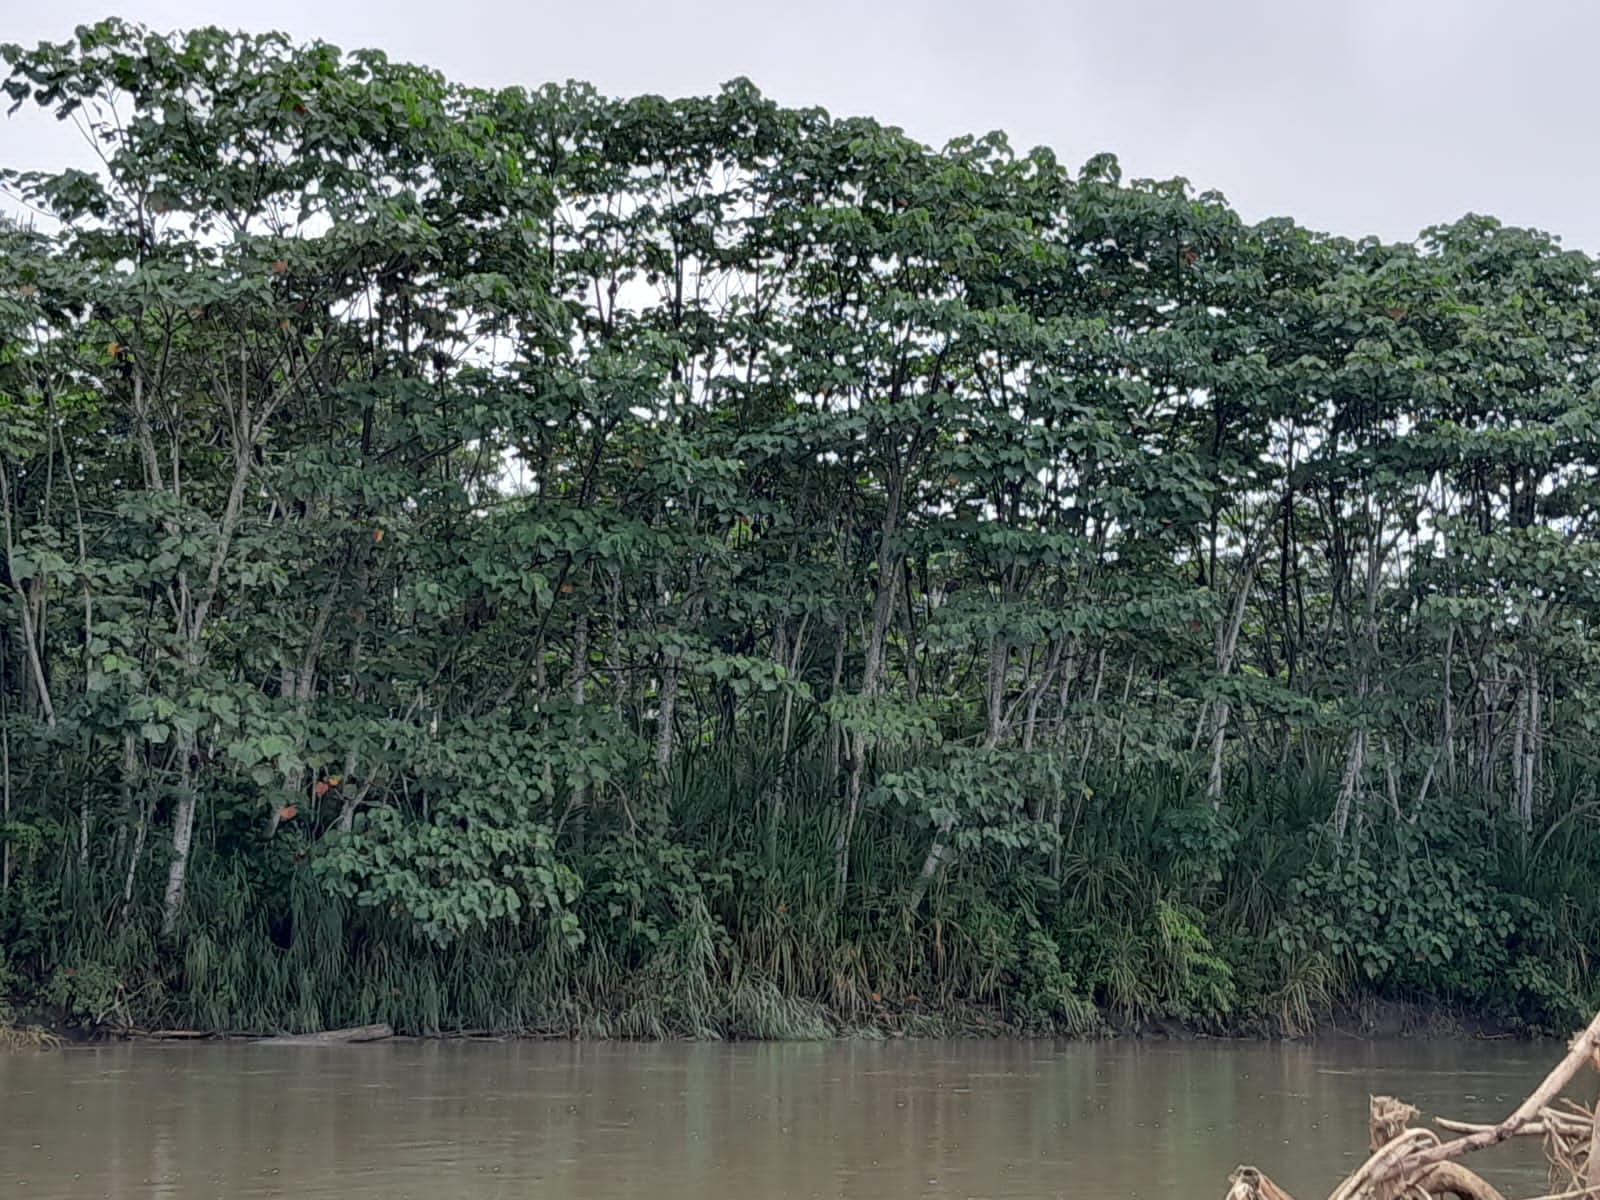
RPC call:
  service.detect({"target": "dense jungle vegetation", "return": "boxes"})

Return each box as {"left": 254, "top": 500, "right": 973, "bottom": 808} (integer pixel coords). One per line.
{"left": 3, "top": 20, "right": 1600, "bottom": 1039}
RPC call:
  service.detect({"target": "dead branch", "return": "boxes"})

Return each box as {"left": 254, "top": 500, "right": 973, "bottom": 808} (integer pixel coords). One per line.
{"left": 1379, "top": 1011, "right": 1600, "bottom": 1184}
{"left": 1414, "top": 1161, "right": 1507, "bottom": 1200}
{"left": 1435, "top": 1119, "right": 1570, "bottom": 1139}
{"left": 1225, "top": 1009, "right": 1600, "bottom": 1200}
{"left": 1228, "top": 1166, "right": 1299, "bottom": 1200}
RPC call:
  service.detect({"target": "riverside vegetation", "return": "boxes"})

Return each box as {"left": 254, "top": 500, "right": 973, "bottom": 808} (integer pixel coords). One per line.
{"left": 3, "top": 21, "right": 1600, "bottom": 1041}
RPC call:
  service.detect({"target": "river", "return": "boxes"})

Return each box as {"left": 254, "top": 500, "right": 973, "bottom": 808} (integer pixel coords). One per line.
{"left": 0, "top": 1037, "right": 1562, "bottom": 1198}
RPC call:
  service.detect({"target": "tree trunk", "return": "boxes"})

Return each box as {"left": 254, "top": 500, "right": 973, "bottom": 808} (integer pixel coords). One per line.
{"left": 568, "top": 608, "right": 589, "bottom": 850}
{"left": 906, "top": 816, "right": 953, "bottom": 914}
{"left": 984, "top": 636, "right": 1008, "bottom": 748}
{"left": 1021, "top": 639, "right": 1062, "bottom": 758}
{"left": 1441, "top": 624, "right": 1457, "bottom": 793}
{"left": 0, "top": 457, "right": 57, "bottom": 730}
{"left": 123, "top": 792, "right": 150, "bottom": 908}
{"left": 1207, "top": 704, "right": 1231, "bottom": 805}
{"left": 655, "top": 655, "right": 678, "bottom": 775}
{"left": 1515, "top": 659, "right": 1539, "bottom": 828}
{"left": 1333, "top": 727, "right": 1366, "bottom": 844}
{"left": 837, "top": 468, "right": 905, "bottom": 894}
{"left": 836, "top": 729, "right": 866, "bottom": 895}
{"left": 909, "top": 627, "right": 1020, "bottom": 912}
{"left": 1208, "top": 549, "right": 1257, "bottom": 806}
{"left": 1, "top": 691, "right": 10, "bottom": 895}
{"left": 160, "top": 753, "right": 197, "bottom": 938}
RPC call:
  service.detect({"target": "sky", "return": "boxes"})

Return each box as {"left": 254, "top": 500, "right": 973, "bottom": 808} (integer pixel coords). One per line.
{"left": 2, "top": 0, "right": 1598, "bottom": 249}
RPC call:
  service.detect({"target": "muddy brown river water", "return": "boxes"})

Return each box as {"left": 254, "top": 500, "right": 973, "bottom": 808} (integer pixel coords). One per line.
{"left": 0, "top": 1037, "right": 1563, "bottom": 1198}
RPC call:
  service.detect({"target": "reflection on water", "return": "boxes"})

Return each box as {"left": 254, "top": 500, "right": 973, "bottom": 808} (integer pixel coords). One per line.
{"left": 0, "top": 1036, "right": 1560, "bottom": 1198}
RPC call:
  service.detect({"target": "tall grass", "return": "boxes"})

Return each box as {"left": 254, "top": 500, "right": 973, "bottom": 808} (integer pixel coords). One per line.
{"left": 8, "top": 735, "right": 1598, "bottom": 1038}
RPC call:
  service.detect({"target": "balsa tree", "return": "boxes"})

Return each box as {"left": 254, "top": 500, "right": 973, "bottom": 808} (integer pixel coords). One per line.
{"left": 1, "top": 20, "right": 560, "bottom": 936}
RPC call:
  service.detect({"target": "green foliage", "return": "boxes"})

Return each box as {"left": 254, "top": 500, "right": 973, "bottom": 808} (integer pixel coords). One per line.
{"left": 1, "top": 22, "right": 1599, "bottom": 1040}
{"left": 1272, "top": 808, "right": 1590, "bottom": 1030}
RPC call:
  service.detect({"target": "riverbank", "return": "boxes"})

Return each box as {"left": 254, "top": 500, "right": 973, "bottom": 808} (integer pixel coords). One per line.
{"left": 1131, "top": 998, "right": 1548, "bottom": 1043}
{"left": 8, "top": 995, "right": 1556, "bottom": 1049}
{"left": 8, "top": 854, "right": 1588, "bottom": 1048}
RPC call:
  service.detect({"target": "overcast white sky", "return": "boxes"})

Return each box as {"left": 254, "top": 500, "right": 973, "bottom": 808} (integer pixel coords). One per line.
{"left": 2, "top": 0, "right": 1597, "bottom": 249}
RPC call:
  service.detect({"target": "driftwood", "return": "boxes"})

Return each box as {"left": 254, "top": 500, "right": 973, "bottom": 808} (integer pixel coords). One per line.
{"left": 1435, "top": 1119, "right": 1577, "bottom": 1139}
{"left": 1362, "top": 1097, "right": 1507, "bottom": 1200}
{"left": 1225, "top": 1009, "right": 1600, "bottom": 1200}
{"left": 1412, "top": 1163, "right": 1506, "bottom": 1200}
{"left": 1584, "top": 1086, "right": 1600, "bottom": 1198}
{"left": 1228, "top": 1166, "right": 1299, "bottom": 1200}
{"left": 260, "top": 1023, "right": 394, "bottom": 1046}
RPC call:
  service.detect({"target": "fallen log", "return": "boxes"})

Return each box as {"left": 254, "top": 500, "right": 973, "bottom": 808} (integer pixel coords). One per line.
{"left": 260, "top": 1023, "right": 394, "bottom": 1045}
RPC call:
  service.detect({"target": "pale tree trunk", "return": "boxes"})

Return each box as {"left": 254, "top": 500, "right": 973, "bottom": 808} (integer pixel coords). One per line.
{"left": 122, "top": 797, "right": 149, "bottom": 904}
{"left": 1511, "top": 689, "right": 1526, "bottom": 825}
{"left": 836, "top": 735, "right": 869, "bottom": 893}
{"left": 160, "top": 742, "right": 198, "bottom": 938}
{"left": 1042, "top": 642, "right": 1079, "bottom": 833}
{"left": 1046, "top": 643, "right": 1098, "bottom": 879}
{"left": 1469, "top": 663, "right": 1506, "bottom": 804}
{"left": 1070, "top": 645, "right": 1108, "bottom": 827}
{"left": 568, "top": 607, "right": 590, "bottom": 850}
{"left": 1382, "top": 737, "right": 1402, "bottom": 821}
{"left": 157, "top": 351, "right": 282, "bottom": 938}
{"left": 908, "top": 622, "right": 992, "bottom": 906}
{"left": 906, "top": 829, "right": 952, "bottom": 914}
{"left": 984, "top": 636, "right": 1008, "bottom": 749}
{"left": 908, "top": 620, "right": 990, "bottom": 912}
{"left": 335, "top": 744, "right": 372, "bottom": 835}
{"left": 267, "top": 581, "right": 338, "bottom": 837}
{"left": 1514, "top": 659, "right": 1539, "bottom": 828}
{"left": 1441, "top": 624, "right": 1457, "bottom": 793}
{"left": 1333, "top": 728, "right": 1366, "bottom": 844}
{"left": 767, "top": 613, "right": 808, "bottom": 863}
{"left": 1, "top": 691, "right": 10, "bottom": 895}
{"left": 607, "top": 569, "right": 630, "bottom": 729}
{"left": 1109, "top": 658, "right": 1138, "bottom": 780}
{"left": 653, "top": 565, "right": 696, "bottom": 786}
{"left": 119, "top": 734, "right": 146, "bottom": 907}
{"left": 1021, "top": 639, "right": 1063, "bottom": 759}
{"left": 333, "top": 569, "right": 373, "bottom": 836}
{"left": 652, "top": 649, "right": 678, "bottom": 771}
{"left": 1207, "top": 549, "right": 1257, "bottom": 806}
{"left": 826, "top": 620, "right": 846, "bottom": 781}
{"left": 0, "top": 457, "right": 57, "bottom": 730}
{"left": 837, "top": 469, "right": 905, "bottom": 896}
{"left": 655, "top": 656, "right": 679, "bottom": 773}
{"left": 1206, "top": 706, "right": 1231, "bottom": 803}
{"left": 1, "top": 456, "right": 56, "bottom": 896}
{"left": 1330, "top": 512, "right": 1396, "bottom": 846}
